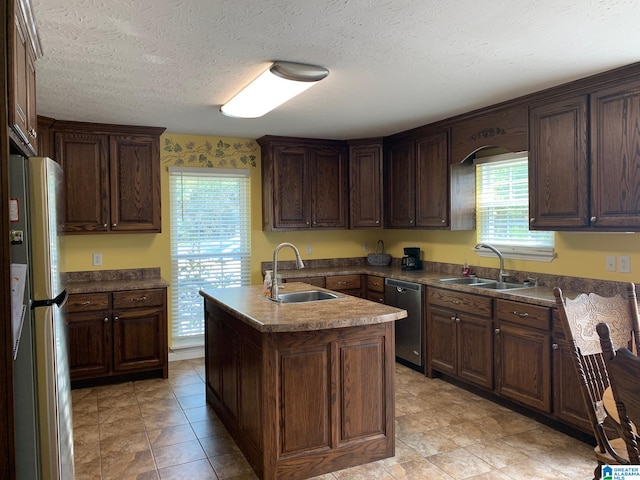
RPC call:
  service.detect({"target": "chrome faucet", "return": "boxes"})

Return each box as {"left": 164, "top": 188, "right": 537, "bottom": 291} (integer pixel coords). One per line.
{"left": 271, "top": 242, "right": 305, "bottom": 301}
{"left": 475, "top": 243, "right": 508, "bottom": 283}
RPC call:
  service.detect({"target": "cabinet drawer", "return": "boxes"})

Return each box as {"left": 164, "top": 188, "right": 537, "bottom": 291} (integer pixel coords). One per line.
{"left": 326, "top": 274, "right": 361, "bottom": 291}
{"left": 427, "top": 288, "right": 492, "bottom": 318}
{"left": 284, "top": 276, "right": 326, "bottom": 288}
{"left": 367, "top": 275, "right": 385, "bottom": 293}
{"left": 112, "top": 289, "right": 164, "bottom": 309}
{"left": 366, "top": 292, "right": 385, "bottom": 304}
{"left": 495, "top": 299, "right": 550, "bottom": 331}
{"left": 67, "top": 293, "right": 110, "bottom": 313}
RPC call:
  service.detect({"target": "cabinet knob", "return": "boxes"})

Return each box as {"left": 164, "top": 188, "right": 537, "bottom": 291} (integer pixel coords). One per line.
{"left": 306, "top": 221, "right": 310, "bottom": 225}
{"left": 28, "top": 128, "right": 37, "bottom": 139}
{"left": 455, "top": 317, "right": 460, "bottom": 323}
{"left": 103, "top": 223, "right": 108, "bottom": 227}
{"left": 112, "top": 223, "right": 117, "bottom": 227}
{"left": 494, "top": 328, "right": 501, "bottom": 334}
{"left": 441, "top": 219, "right": 445, "bottom": 223}
{"left": 512, "top": 311, "right": 529, "bottom": 318}
{"left": 552, "top": 343, "right": 559, "bottom": 350}
{"left": 103, "top": 317, "right": 109, "bottom": 323}
{"left": 529, "top": 218, "right": 535, "bottom": 223}
{"left": 114, "top": 316, "right": 119, "bottom": 321}
{"left": 450, "top": 316, "right": 456, "bottom": 322}
{"left": 409, "top": 220, "right": 414, "bottom": 224}
{"left": 375, "top": 220, "right": 380, "bottom": 224}
{"left": 591, "top": 216, "right": 597, "bottom": 222}
{"left": 131, "top": 296, "right": 148, "bottom": 302}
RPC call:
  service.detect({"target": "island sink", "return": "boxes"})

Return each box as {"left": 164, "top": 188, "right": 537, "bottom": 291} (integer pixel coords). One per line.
{"left": 276, "top": 290, "right": 339, "bottom": 303}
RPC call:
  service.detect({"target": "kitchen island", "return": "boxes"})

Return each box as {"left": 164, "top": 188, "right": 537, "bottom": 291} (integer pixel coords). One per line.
{"left": 200, "top": 282, "right": 407, "bottom": 480}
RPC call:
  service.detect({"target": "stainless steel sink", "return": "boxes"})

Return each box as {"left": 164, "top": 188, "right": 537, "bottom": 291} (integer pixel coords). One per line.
{"left": 474, "top": 282, "right": 530, "bottom": 291}
{"left": 439, "top": 277, "right": 495, "bottom": 285}
{"left": 276, "top": 290, "right": 340, "bottom": 303}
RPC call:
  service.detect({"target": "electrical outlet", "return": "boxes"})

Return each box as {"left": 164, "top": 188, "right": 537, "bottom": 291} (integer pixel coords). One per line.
{"left": 606, "top": 255, "right": 616, "bottom": 272}
{"left": 363, "top": 241, "right": 369, "bottom": 252}
{"left": 92, "top": 253, "right": 102, "bottom": 266}
{"left": 619, "top": 255, "right": 631, "bottom": 273}
{"left": 306, "top": 245, "right": 312, "bottom": 255}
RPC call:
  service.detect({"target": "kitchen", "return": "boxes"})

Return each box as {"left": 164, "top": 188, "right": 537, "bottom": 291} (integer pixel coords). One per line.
{"left": 3, "top": 1, "right": 640, "bottom": 479}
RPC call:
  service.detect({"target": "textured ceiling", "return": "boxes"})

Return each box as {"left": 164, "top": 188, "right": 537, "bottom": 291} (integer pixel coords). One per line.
{"left": 31, "top": 0, "right": 640, "bottom": 140}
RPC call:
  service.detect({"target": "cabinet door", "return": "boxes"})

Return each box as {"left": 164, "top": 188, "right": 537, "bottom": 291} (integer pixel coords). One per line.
{"left": 205, "top": 301, "right": 222, "bottom": 398}
{"left": 110, "top": 135, "right": 161, "bottom": 232}
{"left": 552, "top": 340, "right": 591, "bottom": 433}
{"left": 9, "top": 0, "right": 29, "bottom": 146}
{"left": 427, "top": 306, "right": 457, "bottom": 376}
{"left": 416, "top": 131, "right": 449, "bottom": 227}
{"left": 385, "top": 139, "right": 416, "bottom": 227}
{"left": 529, "top": 95, "right": 589, "bottom": 229}
{"left": 26, "top": 46, "right": 37, "bottom": 152}
{"left": 310, "top": 146, "right": 348, "bottom": 228}
{"left": 272, "top": 145, "right": 310, "bottom": 229}
{"left": 457, "top": 313, "right": 493, "bottom": 389}
{"left": 494, "top": 322, "right": 551, "bottom": 412}
{"left": 67, "top": 311, "right": 111, "bottom": 380}
{"left": 591, "top": 80, "right": 640, "bottom": 229}
{"left": 349, "top": 143, "right": 383, "bottom": 228}
{"left": 112, "top": 307, "right": 166, "bottom": 373}
{"left": 55, "top": 131, "right": 110, "bottom": 232}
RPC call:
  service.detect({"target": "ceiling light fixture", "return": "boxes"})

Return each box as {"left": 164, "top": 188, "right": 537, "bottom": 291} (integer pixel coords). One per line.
{"left": 220, "top": 61, "right": 329, "bottom": 118}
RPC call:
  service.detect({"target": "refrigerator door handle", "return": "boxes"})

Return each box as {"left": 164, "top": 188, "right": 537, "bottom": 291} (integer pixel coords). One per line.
{"left": 31, "top": 289, "right": 68, "bottom": 310}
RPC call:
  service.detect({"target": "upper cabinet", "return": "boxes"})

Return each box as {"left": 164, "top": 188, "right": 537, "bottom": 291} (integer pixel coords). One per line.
{"left": 529, "top": 76, "right": 640, "bottom": 231}
{"left": 40, "top": 120, "right": 166, "bottom": 234}
{"left": 348, "top": 139, "right": 383, "bottom": 229}
{"left": 384, "top": 128, "right": 474, "bottom": 230}
{"left": 9, "top": 0, "right": 42, "bottom": 155}
{"left": 529, "top": 94, "right": 589, "bottom": 229}
{"left": 259, "top": 136, "right": 348, "bottom": 231}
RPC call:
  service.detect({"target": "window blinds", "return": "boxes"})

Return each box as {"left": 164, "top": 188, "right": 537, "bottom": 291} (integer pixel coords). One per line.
{"left": 169, "top": 167, "right": 251, "bottom": 347}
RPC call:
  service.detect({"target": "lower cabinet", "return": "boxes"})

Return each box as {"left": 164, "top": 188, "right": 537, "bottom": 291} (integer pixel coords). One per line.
{"left": 494, "top": 299, "right": 552, "bottom": 413}
{"left": 366, "top": 275, "right": 385, "bottom": 303}
{"left": 66, "top": 288, "right": 168, "bottom": 383}
{"left": 427, "top": 288, "right": 493, "bottom": 389}
{"left": 325, "top": 274, "right": 364, "bottom": 297}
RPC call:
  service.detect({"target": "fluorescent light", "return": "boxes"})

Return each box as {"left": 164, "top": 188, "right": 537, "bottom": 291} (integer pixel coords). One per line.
{"left": 221, "top": 61, "right": 329, "bottom": 118}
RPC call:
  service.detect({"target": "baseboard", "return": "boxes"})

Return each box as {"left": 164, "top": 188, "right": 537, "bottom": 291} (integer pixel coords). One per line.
{"left": 168, "top": 346, "right": 204, "bottom": 362}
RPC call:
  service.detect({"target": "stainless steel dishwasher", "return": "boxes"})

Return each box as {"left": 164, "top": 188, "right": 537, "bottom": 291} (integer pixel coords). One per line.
{"left": 384, "top": 278, "right": 424, "bottom": 371}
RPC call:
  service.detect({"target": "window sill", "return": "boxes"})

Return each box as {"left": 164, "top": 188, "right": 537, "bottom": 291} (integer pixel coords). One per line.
{"left": 475, "top": 246, "right": 556, "bottom": 263}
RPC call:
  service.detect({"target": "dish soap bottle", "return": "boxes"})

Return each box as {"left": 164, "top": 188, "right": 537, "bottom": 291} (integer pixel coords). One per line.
{"left": 462, "top": 260, "right": 470, "bottom": 277}
{"left": 263, "top": 270, "right": 272, "bottom": 297}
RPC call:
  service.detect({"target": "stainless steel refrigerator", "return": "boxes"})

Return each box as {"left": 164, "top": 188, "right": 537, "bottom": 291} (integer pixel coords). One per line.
{"left": 10, "top": 155, "right": 75, "bottom": 479}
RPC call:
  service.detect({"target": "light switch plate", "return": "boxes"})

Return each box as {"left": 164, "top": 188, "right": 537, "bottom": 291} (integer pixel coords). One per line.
{"left": 92, "top": 253, "right": 102, "bottom": 266}
{"left": 619, "top": 255, "right": 631, "bottom": 273}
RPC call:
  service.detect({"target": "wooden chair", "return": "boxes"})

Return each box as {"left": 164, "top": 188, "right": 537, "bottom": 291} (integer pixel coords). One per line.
{"left": 553, "top": 283, "right": 640, "bottom": 479}
{"left": 597, "top": 321, "right": 640, "bottom": 464}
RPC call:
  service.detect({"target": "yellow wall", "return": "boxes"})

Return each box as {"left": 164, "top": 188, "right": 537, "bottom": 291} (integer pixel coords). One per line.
{"left": 60, "top": 133, "right": 640, "bottom": 344}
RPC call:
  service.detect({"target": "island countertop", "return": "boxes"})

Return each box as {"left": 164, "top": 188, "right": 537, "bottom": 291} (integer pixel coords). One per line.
{"left": 199, "top": 282, "right": 407, "bottom": 333}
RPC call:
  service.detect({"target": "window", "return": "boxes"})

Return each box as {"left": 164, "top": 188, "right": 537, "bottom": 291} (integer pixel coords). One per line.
{"left": 475, "top": 152, "right": 555, "bottom": 261}
{"left": 169, "top": 167, "right": 251, "bottom": 348}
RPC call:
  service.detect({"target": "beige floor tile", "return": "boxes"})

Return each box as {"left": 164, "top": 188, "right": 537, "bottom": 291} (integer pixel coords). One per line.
{"left": 177, "top": 392, "right": 207, "bottom": 409}
{"left": 332, "top": 462, "right": 396, "bottom": 479}
{"left": 99, "top": 431, "right": 151, "bottom": 456}
{"left": 98, "top": 404, "right": 142, "bottom": 424}
{"left": 138, "top": 396, "right": 182, "bottom": 416}
{"left": 427, "top": 447, "right": 495, "bottom": 480}
{"left": 464, "top": 439, "right": 530, "bottom": 468}
{"left": 157, "top": 458, "right": 216, "bottom": 480}
{"left": 198, "top": 434, "right": 239, "bottom": 457}
{"left": 498, "top": 458, "right": 574, "bottom": 479}
{"left": 72, "top": 423, "right": 100, "bottom": 444}
{"left": 172, "top": 381, "right": 205, "bottom": 398}
{"left": 183, "top": 404, "right": 218, "bottom": 423}
{"left": 147, "top": 423, "right": 198, "bottom": 448}
{"left": 384, "top": 458, "right": 456, "bottom": 480}
{"left": 209, "top": 451, "right": 255, "bottom": 479}
{"left": 97, "top": 391, "right": 139, "bottom": 409}
{"left": 100, "top": 449, "right": 156, "bottom": 480}
{"left": 400, "top": 430, "right": 460, "bottom": 457}
{"left": 152, "top": 438, "right": 206, "bottom": 469}
{"left": 99, "top": 415, "right": 147, "bottom": 441}
{"left": 142, "top": 409, "right": 189, "bottom": 430}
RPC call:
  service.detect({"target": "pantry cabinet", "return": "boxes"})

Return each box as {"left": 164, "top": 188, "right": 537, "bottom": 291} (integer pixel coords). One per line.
{"left": 66, "top": 288, "right": 168, "bottom": 383}
{"left": 348, "top": 139, "right": 383, "bottom": 229}
{"left": 427, "top": 288, "right": 493, "bottom": 389}
{"left": 259, "top": 136, "right": 348, "bottom": 231}
{"left": 494, "top": 299, "right": 551, "bottom": 412}
{"left": 9, "top": 0, "right": 41, "bottom": 155}
{"left": 47, "top": 121, "right": 165, "bottom": 233}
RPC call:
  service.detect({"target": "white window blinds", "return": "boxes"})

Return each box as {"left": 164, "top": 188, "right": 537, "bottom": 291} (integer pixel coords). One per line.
{"left": 476, "top": 155, "right": 554, "bottom": 260}
{"left": 169, "top": 167, "right": 251, "bottom": 348}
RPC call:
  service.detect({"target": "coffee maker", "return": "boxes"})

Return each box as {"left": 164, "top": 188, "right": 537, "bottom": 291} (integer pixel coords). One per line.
{"left": 401, "top": 247, "right": 422, "bottom": 270}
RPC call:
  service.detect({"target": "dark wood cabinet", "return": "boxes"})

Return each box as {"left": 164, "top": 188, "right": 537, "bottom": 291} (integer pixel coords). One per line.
{"left": 494, "top": 299, "right": 551, "bottom": 412}
{"left": 49, "top": 121, "right": 165, "bottom": 234}
{"left": 590, "top": 79, "right": 640, "bottom": 229}
{"left": 66, "top": 288, "right": 168, "bottom": 383}
{"left": 427, "top": 288, "right": 493, "bottom": 389}
{"left": 348, "top": 139, "right": 383, "bottom": 229}
{"left": 385, "top": 137, "right": 416, "bottom": 227}
{"left": 416, "top": 132, "right": 450, "bottom": 227}
{"left": 259, "top": 136, "right": 348, "bottom": 231}
{"left": 9, "top": 0, "right": 40, "bottom": 155}
{"left": 326, "top": 274, "right": 364, "bottom": 298}
{"left": 366, "top": 275, "right": 385, "bottom": 303}
{"left": 529, "top": 95, "right": 589, "bottom": 229}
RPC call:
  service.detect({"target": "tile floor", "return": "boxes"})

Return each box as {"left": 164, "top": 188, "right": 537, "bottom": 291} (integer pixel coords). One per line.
{"left": 72, "top": 358, "right": 596, "bottom": 480}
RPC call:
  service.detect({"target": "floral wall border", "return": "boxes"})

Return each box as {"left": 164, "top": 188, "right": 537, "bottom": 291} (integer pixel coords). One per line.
{"left": 162, "top": 136, "right": 258, "bottom": 168}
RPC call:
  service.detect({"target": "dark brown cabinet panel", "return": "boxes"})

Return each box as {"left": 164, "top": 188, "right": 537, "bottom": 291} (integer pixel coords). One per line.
{"left": 529, "top": 95, "right": 589, "bottom": 229}
{"left": 259, "top": 136, "right": 348, "bottom": 231}
{"left": 385, "top": 138, "right": 416, "bottom": 227}
{"left": 427, "top": 288, "right": 493, "bottom": 389}
{"left": 552, "top": 339, "right": 591, "bottom": 432}
{"left": 416, "top": 131, "right": 449, "bottom": 227}
{"left": 9, "top": 0, "right": 40, "bottom": 155}
{"left": 591, "top": 80, "right": 640, "bottom": 229}
{"left": 348, "top": 140, "right": 383, "bottom": 229}
{"left": 67, "top": 289, "right": 167, "bottom": 383}
{"left": 50, "top": 121, "right": 164, "bottom": 234}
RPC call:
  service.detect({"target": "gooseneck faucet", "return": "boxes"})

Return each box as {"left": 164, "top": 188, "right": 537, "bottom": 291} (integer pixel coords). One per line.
{"left": 474, "top": 243, "right": 508, "bottom": 283}
{"left": 271, "top": 242, "right": 305, "bottom": 301}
